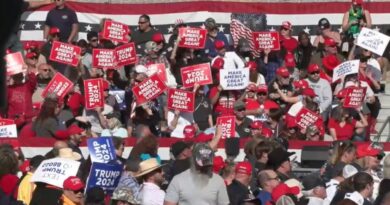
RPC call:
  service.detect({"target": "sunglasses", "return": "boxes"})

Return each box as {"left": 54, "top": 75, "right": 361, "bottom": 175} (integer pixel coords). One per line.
{"left": 257, "top": 92, "right": 267, "bottom": 96}
{"left": 268, "top": 176, "right": 280, "bottom": 181}
{"left": 236, "top": 108, "right": 246, "bottom": 112}
{"left": 310, "top": 71, "right": 320, "bottom": 75}
{"left": 73, "top": 189, "right": 84, "bottom": 194}
{"left": 138, "top": 21, "right": 148, "bottom": 24}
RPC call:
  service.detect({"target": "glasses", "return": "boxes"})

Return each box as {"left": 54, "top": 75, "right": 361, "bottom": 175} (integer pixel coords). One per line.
{"left": 268, "top": 176, "right": 280, "bottom": 181}
{"left": 310, "top": 71, "right": 320, "bottom": 75}
{"left": 138, "top": 21, "right": 148, "bottom": 24}
{"left": 257, "top": 92, "right": 267, "bottom": 96}
{"left": 237, "top": 108, "right": 246, "bottom": 112}
{"left": 73, "top": 189, "right": 84, "bottom": 194}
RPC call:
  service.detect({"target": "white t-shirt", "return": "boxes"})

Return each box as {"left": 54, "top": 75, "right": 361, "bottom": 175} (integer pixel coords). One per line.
{"left": 139, "top": 182, "right": 165, "bottom": 205}
{"left": 211, "top": 52, "right": 245, "bottom": 70}
{"left": 167, "top": 111, "right": 194, "bottom": 138}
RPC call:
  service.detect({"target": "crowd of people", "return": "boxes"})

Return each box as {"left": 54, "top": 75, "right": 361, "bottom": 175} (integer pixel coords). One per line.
{"left": 1, "top": 0, "right": 390, "bottom": 204}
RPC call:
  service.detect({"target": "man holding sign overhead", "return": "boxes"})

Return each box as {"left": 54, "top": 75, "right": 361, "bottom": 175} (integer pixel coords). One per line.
{"left": 212, "top": 40, "right": 245, "bottom": 70}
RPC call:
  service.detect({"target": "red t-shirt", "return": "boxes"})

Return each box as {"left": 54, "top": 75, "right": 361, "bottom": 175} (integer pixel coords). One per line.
{"left": 245, "top": 98, "right": 260, "bottom": 110}
{"left": 280, "top": 36, "right": 298, "bottom": 52}
{"left": 209, "top": 87, "right": 237, "bottom": 116}
{"left": 328, "top": 118, "right": 357, "bottom": 141}
{"left": 0, "top": 174, "right": 19, "bottom": 197}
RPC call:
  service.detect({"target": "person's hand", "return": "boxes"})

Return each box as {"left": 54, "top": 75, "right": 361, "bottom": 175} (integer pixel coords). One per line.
{"left": 217, "top": 85, "right": 223, "bottom": 91}
{"left": 95, "top": 107, "right": 103, "bottom": 113}
{"left": 215, "top": 124, "right": 223, "bottom": 138}
{"left": 174, "top": 109, "right": 180, "bottom": 116}
{"left": 273, "top": 82, "right": 279, "bottom": 90}
{"left": 264, "top": 48, "right": 271, "bottom": 56}
{"left": 193, "top": 83, "right": 200, "bottom": 92}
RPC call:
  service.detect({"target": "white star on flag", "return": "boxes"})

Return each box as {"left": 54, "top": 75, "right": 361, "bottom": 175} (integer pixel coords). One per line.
{"left": 303, "top": 26, "right": 310, "bottom": 34}
{"left": 269, "top": 27, "right": 275, "bottom": 32}
{"left": 20, "top": 23, "right": 25, "bottom": 30}
{"left": 218, "top": 25, "right": 225, "bottom": 32}
{"left": 374, "top": 26, "right": 380, "bottom": 32}
{"left": 34, "top": 22, "right": 42, "bottom": 29}
{"left": 85, "top": 25, "right": 92, "bottom": 32}
{"left": 338, "top": 26, "right": 343, "bottom": 33}
{"left": 200, "top": 24, "right": 206, "bottom": 30}
{"left": 167, "top": 25, "right": 174, "bottom": 33}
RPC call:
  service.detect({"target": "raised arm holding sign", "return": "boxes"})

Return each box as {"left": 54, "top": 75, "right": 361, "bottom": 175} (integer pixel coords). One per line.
{"left": 102, "top": 20, "right": 130, "bottom": 43}
{"left": 216, "top": 116, "right": 236, "bottom": 139}
{"left": 5, "top": 52, "right": 25, "bottom": 76}
{"left": 252, "top": 32, "right": 280, "bottom": 51}
{"left": 167, "top": 88, "right": 195, "bottom": 112}
{"left": 180, "top": 63, "right": 213, "bottom": 88}
{"left": 84, "top": 78, "right": 105, "bottom": 110}
{"left": 41, "top": 72, "right": 74, "bottom": 100}
{"left": 132, "top": 74, "right": 167, "bottom": 105}
{"left": 357, "top": 27, "right": 390, "bottom": 56}
{"left": 332, "top": 60, "right": 359, "bottom": 82}
{"left": 219, "top": 68, "right": 249, "bottom": 90}
{"left": 178, "top": 27, "right": 207, "bottom": 49}
{"left": 92, "top": 49, "right": 117, "bottom": 69}
{"left": 49, "top": 41, "right": 81, "bottom": 67}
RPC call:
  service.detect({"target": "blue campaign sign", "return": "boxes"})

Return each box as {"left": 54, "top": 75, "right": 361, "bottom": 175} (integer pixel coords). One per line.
{"left": 87, "top": 137, "right": 117, "bottom": 163}
{"left": 86, "top": 162, "right": 123, "bottom": 194}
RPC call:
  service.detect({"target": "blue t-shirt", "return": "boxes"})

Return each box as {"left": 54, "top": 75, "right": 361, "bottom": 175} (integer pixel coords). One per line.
{"left": 203, "top": 32, "right": 229, "bottom": 58}
{"left": 45, "top": 6, "right": 78, "bottom": 42}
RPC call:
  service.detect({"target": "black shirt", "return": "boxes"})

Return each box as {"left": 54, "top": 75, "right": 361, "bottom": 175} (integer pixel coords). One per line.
{"left": 227, "top": 180, "right": 251, "bottom": 205}
{"left": 235, "top": 117, "right": 253, "bottom": 138}
{"left": 267, "top": 79, "right": 293, "bottom": 110}
{"left": 45, "top": 6, "right": 78, "bottom": 42}
{"left": 194, "top": 95, "right": 212, "bottom": 131}
{"left": 131, "top": 28, "right": 158, "bottom": 56}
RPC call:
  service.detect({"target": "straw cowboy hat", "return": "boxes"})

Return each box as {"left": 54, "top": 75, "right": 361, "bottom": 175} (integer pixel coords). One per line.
{"left": 135, "top": 158, "right": 164, "bottom": 177}
{"left": 58, "top": 148, "right": 82, "bottom": 161}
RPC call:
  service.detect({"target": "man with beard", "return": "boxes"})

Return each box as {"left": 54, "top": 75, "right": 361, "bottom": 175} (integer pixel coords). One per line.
{"left": 233, "top": 100, "right": 253, "bottom": 138}
{"left": 66, "top": 124, "right": 85, "bottom": 160}
{"left": 267, "top": 67, "right": 293, "bottom": 111}
{"left": 164, "top": 143, "right": 230, "bottom": 205}
{"left": 137, "top": 158, "right": 166, "bottom": 205}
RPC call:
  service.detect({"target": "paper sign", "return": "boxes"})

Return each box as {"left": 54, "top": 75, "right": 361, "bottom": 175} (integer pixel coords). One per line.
{"left": 84, "top": 78, "right": 104, "bottom": 110}
{"left": 115, "top": 43, "right": 137, "bottom": 66}
{"left": 332, "top": 60, "right": 359, "bottom": 82}
{"left": 219, "top": 68, "right": 249, "bottom": 90}
{"left": 178, "top": 27, "right": 207, "bottom": 49}
{"left": 132, "top": 74, "right": 167, "bottom": 105}
{"left": 252, "top": 32, "right": 280, "bottom": 50}
{"left": 0, "top": 118, "right": 17, "bottom": 138}
{"left": 87, "top": 138, "right": 117, "bottom": 163}
{"left": 5, "top": 52, "right": 25, "bottom": 76}
{"left": 357, "top": 27, "right": 390, "bottom": 56}
{"left": 92, "top": 49, "right": 117, "bottom": 69}
{"left": 102, "top": 20, "right": 130, "bottom": 43}
{"left": 216, "top": 116, "right": 236, "bottom": 139}
{"left": 343, "top": 87, "right": 367, "bottom": 108}
{"left": 167, "top": 88, "right": 195, "bottom": 112}
{"left": 86, "top": 162, "right": 123, "bottom": 194}
{"left": 49, "top": 41, "right": 81, "bottom": 67}
{"left": 147, "top": 64, "right": 167, "bottom": 83}
{"left": 181, "top": 63, "right": 213, "bottom": 88}
{"left": 296, "top": 108, "right": 321, "bottom": 130}
{"left": 41, "top": 73, "right": 74, "bottom": 100}
{"left": 31, "top": 158, "right": 81, "bottom": 188}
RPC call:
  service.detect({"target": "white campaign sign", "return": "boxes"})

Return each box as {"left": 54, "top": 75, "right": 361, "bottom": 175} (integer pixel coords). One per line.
{"left": 332, "top": 60, "right": 359, "bottom": 82}
{"left": 357, "top": 27, "right": 390, "bottom": 56}
{"left": 31, "top": 158, "right": 81, "bottom": 188}
{"left": 0, "top": 124, "right": 17, "bottom": 138}
{"left": 219, "top": 68, "right": 249, "bottom": 90}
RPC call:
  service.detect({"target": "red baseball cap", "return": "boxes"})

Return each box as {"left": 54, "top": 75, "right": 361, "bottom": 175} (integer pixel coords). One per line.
{"left": 49, "top": 27, "right": 60, "bottom": 35}
{"left": 67, "top": 124, "right": 84, "bottom": 136}
{"left": 250, "top": 121, "right": 263, "bottom": 129}
{"left": 284, "top": 52, "right": 296, "bottom": 68}
{"left": 103, "top": 80, "right": 110, "bottom": 91}
{"left": 307, "top": 64, "right": 321, "bottom": 74}
{"left": 257, "top": 84, "right": 268, "bottom": 94}
{"left": 152, "top": 32, "right": 165, "bottom": 44}
{"left": 352, "top": 0, "right": 363, "bottom": 5}
{"left": 195, "top": 132, "right": 214, "bottom": 143}
{"left": 272, "top": 183, "right": 300, "bottom": 202}
{"left": 63, "top": 176, "right": 85, "bottom": 191}
{"left": 285, "top": 115, "right": 297, "bottom": 128}
{"left": 214, "top": 40, "right": 225, "bottom": 50}
{"left": 261, "top": 126, "right": 273, "bottom": 138}
{"left": 247, "top": 84, "right": 257, "bottom": 92}
{"left": 213, "top": 156, "right": 225, "bottom": 173}
{"left": 322, "top": 55, "right": 340, "bottom": 71}
{"left": 336, "top": 88, "right": 348, "bottom": 99}
{"left": 281, "top": 21, "right": 292, "bottom": 30}
{"left": 301, "top": 88, "right": 317, "bottom": 98}
{"left": 246, "top": 61, "right": 257, "bottom": 71}
{"left": 276, "top": 67, "right": 290, "bottom": 78}
{"left": 235, "top": 161, "right": 252, "bottom": 175}
{"left": 324, "top": 38, "right": 337, "bottom": 47}
{"left": 356, "top": 143, "right": 381, "bottom": 159}
{"left": 263, "top": 100, "right": 280, "bottom": 110}
{"left": 212, "top": 58, "right": 224, "bottom": 70}
{"left": 24, "top": 41, "right": 38, "bottom": 50}
{"left": 183, "top": 125, "right": 196, "bottom": 139}
{"left": 25, "top": 52, "right": 37, "bottom": 59}
{"left": 293, "top": 80, "right": 309, "bottom": 90}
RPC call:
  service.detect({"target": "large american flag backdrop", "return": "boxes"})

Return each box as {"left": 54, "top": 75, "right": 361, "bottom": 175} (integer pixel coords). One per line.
{"left": 20, "top": 1, "right": 390, "bottom": 44}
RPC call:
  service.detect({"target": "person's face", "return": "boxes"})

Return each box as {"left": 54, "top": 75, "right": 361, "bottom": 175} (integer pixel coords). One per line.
{"left": 256, "top": 92, "right": 267, "bottom": 102}
{"left": 280, "top": 28, "right": 290, "bottom": 37}
{"left": 72, "top": 133, "right": 84, "bottom": 145}
{"left": 52, "top": 33, "right": 60, "bottom": 41}
{"left": 38, "top": 65, "right": 51, "bottom": 78}
{"left": 366, "top": 155, "right": 380, "bottom": 170}
{"left": 251, "top": 128, "right": 262, "bottom": 138}
{"left": 300, "top": 35, "right": 310, "bottom": 47}
{"left": 64, "top": 189, "right": 84, "bottom": 204}
{"left": 259, "top": 152, "right": 268, "bottom": 164}
{"left": 314, "top": 186, "right": 327, "bottom": 199}
{"left": 352, "top": 3, "right": 362, "bottom": 11}
{"left": 153, "top": 169, "right": 165, "bottom": 185}
{"left": 359, "top": 61, "right": 368, "bottom": 71}
{"left": 343, "top": 149, "right": 356, "bottom": 163}
{"left": 308, "top": 71, "right": 320, "bottom": 81}
{"left": 234, "top": 108, "right": 246, "bottom": 120}
{"left": 138, "top": 17, "right": 150, "bottom": 32}
{"left": 116, "top": 143, "right": 125, "bottom": 157}
{"left": 26, "top": 57, "right": 37, "bottom": 66}
{"left": 247, "top": 91, "right": 255, "bottom": 98}
{"left": 308, "top": 131, "right": 320, "bottom": 141}
{"left": 280, "top": 160, "right": 291, "bottom": 172}
{"left": 89, "top": 37, "right": 99, "bottom": 48}
{"left": 325, "top": 44, "right": 338, "bottom": 54}
{"left": 278, "top": 75, "right": 290, "bottom": 85}
{"left": 182, "top": 148, "right": 192, "bottom": 158}
{"left": 362, "top": 49, "right": 372, "bottom": 57}
{"left": 135, "top": 73, "right": 147, "bottom": 83}
{"left": 217, "top": 48, "right": 226, "bottom": 57}
{"left": 266, "top": 171, "right": 281, "bottom": 189}
{"left": 55, "top": 0, "right": 65, "bottom": 7}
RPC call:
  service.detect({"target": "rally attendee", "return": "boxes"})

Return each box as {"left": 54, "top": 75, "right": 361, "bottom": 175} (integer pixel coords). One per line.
{"left": 257, "top": 169, "right": 281, "bottom": 205}
{"left": 209, "top": 83, "right": 238, "bottom": 117}
{"left": 62, "top": 176, "right": 85, "bottom": 205}
{"left": 321, "top": 54, "right": 341, "bottom": 84}
{"left": 267, "top": 147, "right": 295, "bottom": 182}
{"left": 67, "top": 124, "right": 85, "bottom": 157}
{"left": 25, "top": 51, "right": 39, "bottom": 74}
{"left": 137, "top": 158, "right": 166, "bottom": 205}
{"left": 17, "top": 155, "right": 45, "bottom": 205}
{"left": 165, "top": 141, "right": 192, "bottom": 181}
{"left": 111, "top": 187, "right": 140, "bottom": 205}
{"left": 342, "top": 0, "right": 372, "bottom": 40}
{"left": 284, "top": 52, "right": 299, "bottom": 81}
{"left": 301, "top": 174, "right": 327, "bottom": 205}
{"left": 117, "top": 159, "right": 141, "bottom": 200}
{"left": 246, "top": 85, "right": 280, "bottom": 122}
{"left": 328, "top": 106, "right": 368, "bottom": 141}
{"left": 0, "top": 144, "right": 19, "bottom": 197}
{"left": 86, "top": 31, "right": 99, "bottom": 52}
{"left": 227, "top": 162, "right": 259, "bottom": 205}
{"left": 247, "top": 61, "right": 266, "bottom": 86}
{"left": 203, "top": 17, "right": 230, "bottom": 59}
{"left": 279, "top": 21, "right": 298, "bottom": 52}
{"left": 259, "top": 48, "right": 283, "bottom": 83}
{"left": 296, "top": 31, "right": 315, "bottom": 72}
{"left": 311, "top": 38, "right": 344, "bottom": 68}
{"left": 77, "top": 39, "right": 93, "bottom": 76}
{"left": 343, "top": 172, "right": 374, "bottom": 205}
{"left": 164, "top": 143, "right": 230, "bottom": 205}
{"left": 132, "top": 14, "right": 158, "bottom": 55}
{"left": 193, "top": 85, "right": 213, "bottom": 131}
{"left": 212, "top": 40, "right": 245, "bottom": 70}
{"left": 85, "top": 187, "right": 105, "bottom": 205}
{"left": 323, "top": 141, "right": 356, "bottom": 180}
{"left": 167, "top": 109, "right": 194, "bottom": 138}
{"left": 249, "top": 121, "right": 263, "bottom": 139}
{"left": 233, "top": 100, "right": 253, "bottom": 138}
{"left": 304, "top": 64, "right": 332, "bottom": 119}
{"left": 44, "top": 0, "right": 79, "bottom": 43}
{"left": 313, "top": 18, "right": 342, "bottom": 48}
{"left": 326, "top": 165, "right": 358, "bottom": 203}
{"left": 267, "top": 67, "right": 293, "bottom": 110}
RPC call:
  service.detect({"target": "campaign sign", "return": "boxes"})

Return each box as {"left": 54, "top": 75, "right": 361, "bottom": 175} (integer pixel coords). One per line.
{"left": 0, "top": 119, "right": 17, "bottom": 138}
{"left": 115, "top": 43, "right": 137, "bottom": 66}
{"left": 92, "top": 49, "right": 117, "bottom": 69}
{"left": 332, "top": 60, "right": 359, "bottom": 82}
{"left": 216, "top": 116, "right": 236, "bottom": 139}
{"left": 181, "top": 63, "right": 213, "bottom": 88}
{"left": 87, "top": 137, "right": 117, "bottom": 163}
{"left": 84, "top": 78, "right": 104, "bottom": 110}
{"left": 357, "top": 27, "right": 390, "bottom": 56}
{"left": 49, "top": 41, "right": 81, "bottom": 67}
{"left": 147, "top": 63, "right": 167, "bottom": 83}
{"left": 86, "top": 162, "right": 123, "bottom": 194}
{"left": 41, "top": 73, "right": 74, "bottom": 100}
{"left": 167, "top": 88, "right": 195, "bottom": 112}
{"left": 343, "top": 87, "right": 367, "bottom": 108}
{"left": 102, "top": 20, "right": 130, "bottom": 43}
{"left": 219, "top": 68, "right": 249, "bottom": 90}
{"left": 296, "top": 108, "right": 321, "bottom": 130}
{"left": 178, "top": 27, "right": 207, "bottom": 49}
{"left": 5, "top": 52, "right": 25, "bottom": 76}
{"left": 31, "top": 158, "right": 81, "bottom": 188}
{"left": 132, "top": 74, "right": 167, "bottom": 105}
{"left": 252, "top": 32, "right": 280, "bottom": 50}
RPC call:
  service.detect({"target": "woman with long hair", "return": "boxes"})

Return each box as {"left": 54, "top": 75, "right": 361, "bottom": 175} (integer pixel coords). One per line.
{"left": 0, "top": 144, "right": 19, "bottom": 197}
{"left": 328, "top": 106, "right": 368, "bottom": 141}
{"left": 323, "top": 141, "right": 356, "bottom": 181}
